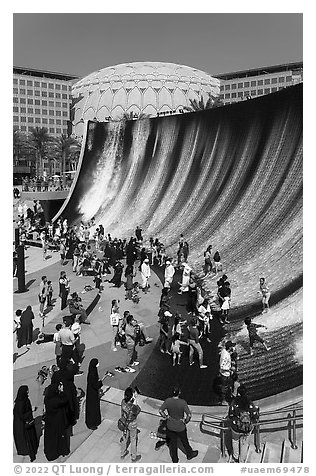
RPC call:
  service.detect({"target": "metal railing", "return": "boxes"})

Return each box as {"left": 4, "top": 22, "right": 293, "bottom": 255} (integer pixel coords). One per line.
{"left": 201, "top": 403, "right": 303, "bottom": 457}
{"left": 21, "top": 175, "right": 75, "bottom": 192}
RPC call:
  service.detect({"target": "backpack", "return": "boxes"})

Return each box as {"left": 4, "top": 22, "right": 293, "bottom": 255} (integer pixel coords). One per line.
{"left": 234, "top": 407, "right": 253, "bottom": 433}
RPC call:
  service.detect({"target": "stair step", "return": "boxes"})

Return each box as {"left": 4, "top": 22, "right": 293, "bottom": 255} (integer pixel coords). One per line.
{"left": 282, "top": 440, "right": 303, "bottom": 463}
{"left": 262, "top": 442, "right": 283, "bottom": 463}
{"left": 246, "top": 443, "right": 263, "bottom": 463}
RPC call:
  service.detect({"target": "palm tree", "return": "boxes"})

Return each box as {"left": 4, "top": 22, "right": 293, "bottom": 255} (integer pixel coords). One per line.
{"left": 183, "top": 94, "right": 224, "bottom": 113}
{"left": 52, "top": 134, "right": 81, "bottom": 185}
{"left": 13, "top": 129, "right": 30, "bottom": 165}
{"left": 28, "top": 127, "right": 52, "bottom": 177}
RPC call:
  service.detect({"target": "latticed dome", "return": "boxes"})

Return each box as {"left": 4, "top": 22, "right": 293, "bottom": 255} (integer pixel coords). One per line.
{"left": 71, "top": 62, "right": 220, "bottom": 136}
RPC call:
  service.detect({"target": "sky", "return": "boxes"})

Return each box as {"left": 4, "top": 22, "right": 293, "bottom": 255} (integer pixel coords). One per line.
{"left": 13, "top": 13, "right": 303, "bottom": 79}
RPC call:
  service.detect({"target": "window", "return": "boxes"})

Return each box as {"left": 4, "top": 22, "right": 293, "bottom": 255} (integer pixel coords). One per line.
{"left": 20, "top": 107, "right": 26, "bottom": 113}
{"left": 13, "top": 78, "right": 18, "bottom": 85}
{"left": 237, "top": 83, "right": 243, "bottom": 88}
{"left": 251, "top": 80, "right": 256, "bottom": 87}
{"left": 220, "top": 85, "right": 224, "bottom": 91}
{"left": 42, "top": 109, "right": 47, "bottom": 115}
{"left": 56, "top": 102, "right": 61, "bottom": 107}
{"left": 49, "top": 92, "right": 54, "bottom": 98}
{"left": 279, "top": 77, "right": 285, "bottom": 83}
{"left": 35, "top": 100, "right": 40, "bottom": 105}
{"left": 28, "top": 117, "right": 34, "bottom": 123}
{"left": 264, "top": 88, "right": 270, "bottom": 94}
{"left": 62, "top": 111, "right": 68, "bottom": 117}
{"left": 56, "top": 84, "right": 61, "bottom": 90}
{"left": 244, "top": 81, "right": 249, "bottom": 87}
{"left": 56, "top": 93, "right": 61, "bottom": 98}
{"left": 41, "top": 82, "right": 47, "bottom": 88}
{"left": 13, "top": 87, "right": 18, "bottom": 94}
{"left": 251, "top": 90, "right": 256, "bottom": 96}
{"left": 271, "top": 77, "right": 278, "bottom": 84}
{"left": 56, "top": 128, "right": 62, "bottom": 134}
{"left": 68, "top": 85, "right": 72, "bottom": 91}
{"left": 20, "top": 88, "right": 26, "bottom": 95}
{"left": 49, "top": 83, "right": 54, "bottom": 89}
{"left": 35, "top": 108, "right": 41, "bottom": 114}
{"left": 264, "top": 78, "right": 270, "bottom": 85}
{"left": 244, "top": 91, "right": 249, "bottom": 96}
{"left": 219, "top": 94, "right": 224, "bottom": 100}
{"left": 42, "top": 91, "right": 47, "bottom": 97}
{"left": 35, "top": 118, "right": 41, "bottom": 123}
{"left": 27, "top": 90, "right": 33, "bottom": 95}
{"left": 13, "top": 116, "right": 19, "bottom": 122}
{"left": 238, "top": 92, "right": 243, "bottom": 97}
{"left": 258, "top": 89, "right": 263, "bottom": 95}
{"left": 19, "top": 79, "right": 25, "bottom": 85}
{"left": 27, "top": 80, "right": 33, "bottom": 86}
{"left": 49, "top": 128, "right": 55, "bottom": 134}
{"left": 49, "top": 110, "right": 55, "bottom": 116}
{"left": 13, "top": 107, "right": 19, "bottom": 113}
{"left": 42, "top": 100, "right": 47, "bottom": 106}
{"left": 27, "top": 99, "right": 33, "bottom": 104}
{"left": 27, "top": 108, "right": 34, "bottom": 114}
{"left": 34, "top": 81, "right": 40, "bottom": 87}
{"left": 56, "top": 119, "right": 61, "bottom": 125}
{"left": 63, "top": 120, "right": 68, "bottom": 125}
{"left": 49, "top": 101, "right": 54, "bottom": 107}
{"left": 13, "top": 97, "right": 18, "bottom": 103}
{"left": 20, "top": 98, "right": 26, "bottom": 104}
{"left": 49, "top": 119, "right": 55, "bottom": 124}
{"left": 225, "top": 84, "right": 230, "bottom": 90}
{"left": 62, "top": 94, "right": 68, "bottom": 99}
{"left": 42, "top": 118, "right": 48, "bottom": 124}
{"left": 231, "top": 92, "right": 237, "bottom": 98}
{"left": 21, "top": 117, "right": 26, "bottom": 122}
{"left": 62, "top": 102, "right": 68, "bottom": 108}
{"left": 56, "top": 110, "right": 61, "bottom": 116}
{"left": 62, "top": 128, "right": 68, "bottom": 134}
{"left": 225, "top": 93, "right": 230, "bottom": 99}
{"left": 62, "top": 85, "right": 67, "bottom": 90}
{"left": 21, "top": 126, "right": 27, "bottom": 131}
{"left": 231, "top": 84, "right": 236, "bottom": 90}
{"left": 258, "top": 80, "right": 263, "bottom": 86}
{"left": 271, "top": 87, "right": 277, "bottom": 92}
{"left": 286, "top": 76, "right": 292, "bottom": 82}
{"left": 35, "top": 90, "right": 40, "bottom": 96}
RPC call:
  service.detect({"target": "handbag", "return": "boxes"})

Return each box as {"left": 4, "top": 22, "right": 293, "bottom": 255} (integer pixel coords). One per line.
{"left": 117, "top": 407, "right": 132, "bottom": 432}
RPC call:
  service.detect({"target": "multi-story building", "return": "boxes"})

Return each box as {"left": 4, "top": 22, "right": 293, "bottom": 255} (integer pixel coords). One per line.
{"left": 13, "top": 66, "right": 78, "bottom": 138}
{"left": 214, "top": 61, "right": 303, "bottom": 105}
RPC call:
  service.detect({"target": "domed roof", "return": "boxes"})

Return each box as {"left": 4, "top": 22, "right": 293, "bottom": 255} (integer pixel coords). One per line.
{"left": 71, "top": 62, "right": 220, "bottom": 137}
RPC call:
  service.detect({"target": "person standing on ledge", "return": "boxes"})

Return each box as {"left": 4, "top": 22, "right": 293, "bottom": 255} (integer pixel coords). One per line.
{"left": 159, "top": 386, "right": 199, "bottom": 463}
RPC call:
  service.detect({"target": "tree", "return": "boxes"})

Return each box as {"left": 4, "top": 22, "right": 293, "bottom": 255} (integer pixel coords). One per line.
{"left": 13, "top": 129, "right": 33, "bottom": 165}
{"left": 28, "top": 127, "right": 52, "bottom": 177}
{"left": 51, "top": 134, "right": 81, "bottom": 184}
{"left": 183, "top": 94, "right": 224, "bottom": 113}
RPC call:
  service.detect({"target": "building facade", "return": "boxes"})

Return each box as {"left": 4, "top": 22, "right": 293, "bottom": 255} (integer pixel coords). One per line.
{"left": 13, "top": 66, "right": 78, "bottom": 138}
{"left": 214, "top": 61, "right": 303, "bottom": 105}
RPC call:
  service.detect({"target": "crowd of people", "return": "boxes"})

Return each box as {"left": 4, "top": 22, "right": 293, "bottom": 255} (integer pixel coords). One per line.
{"left": 21, "top": 175, "right": 74, "bottom": 192}
{"left": 14, "top": 217, "right": 272, "bottom": 464}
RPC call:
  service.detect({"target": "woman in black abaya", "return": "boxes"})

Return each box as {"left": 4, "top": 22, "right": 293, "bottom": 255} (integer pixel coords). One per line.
{"left": 17, "top": 306, "right": 34, "bottom": 349}
{"left": 85, "top": 358, "right": 103, "bottom": 430}
{"left": 51, "top": 359, "right": 79, "bottom": 427}
{"left": 43, "top": 380, "right": 71, "bottom": 461}
{"left": 13, "top": 386, "right": 39, "bottom": 462}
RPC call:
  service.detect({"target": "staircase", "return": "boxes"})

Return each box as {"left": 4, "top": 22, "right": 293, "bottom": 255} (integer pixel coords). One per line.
{"left": 220, "top": 440, "right": 303, "bottom": 464}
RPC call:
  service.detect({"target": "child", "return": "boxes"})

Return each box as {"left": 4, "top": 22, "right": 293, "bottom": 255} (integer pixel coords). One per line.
{"left": 244, "top": 317, "right": 270, "bottom": 356}
{"left": 110, "top": 309, "right": 121, "bottom": 351}
{"left": 94, "top": 271, "right": 103, "bottom": 293}
{"left": 53, "top": 324, "right": 62, "bottom": 366}
{"left": 170, "top": 332, "right": 189, "bottom": 366}
{"left": 47, "top": 280, "right": 53, "bottom": 307}
{"left": 258, "top": 277, "right": 271, "bottom": 313}
{"left": 131, "top": 282, "right": 140, "bottom": 304}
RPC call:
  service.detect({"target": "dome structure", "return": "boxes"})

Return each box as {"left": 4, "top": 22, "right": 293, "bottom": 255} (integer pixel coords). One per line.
{"left": 71, "top": 62, "right": 220, "bottom": 137}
